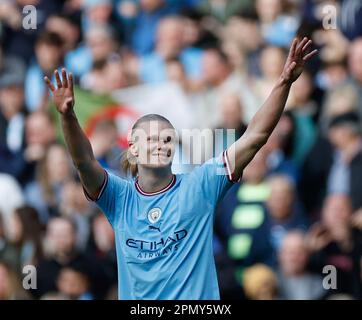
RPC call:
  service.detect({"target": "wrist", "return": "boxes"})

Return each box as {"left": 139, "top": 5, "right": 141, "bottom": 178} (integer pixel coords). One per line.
{"left": 61, "top": 110, "right": 77, "bottom": 121}
{"left": 277, "top": 75, "right": 293, "bottom": 88}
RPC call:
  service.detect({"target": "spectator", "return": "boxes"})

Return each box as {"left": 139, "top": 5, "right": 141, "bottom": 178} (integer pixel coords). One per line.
{"left": 255, "top": 0, "right": 299, "bottom": 47}
{"left": 137, "top": 16, "right": 204, "bottom": 84}
{"left": 82, "top": 0, "right": 114, "bottom": 31}
{"left": 264, "top": 113, "right": 299, "bottom": 183}
{"left": 45, "top": 14, "right": 81, "bottom": 53}
{"left": 306, "top": 194, "right": 362, "bottom": 299}
{"left": 56, "top": 264, "right": 93, "bottom": 300}
{"left": 196, "top": 46, "right": 258, "bottom": 129}
{"left": 327, "top": 111, "right": 362, "bottom": 210}
{"left": 252, "top": 46, "right": 286, "bottom": 104}
{"left": 222, "top": 12, "right": 263, "bottom": 77}
{"left": 277, "top": 231, "right": 325, "bottom": 300}
{"left": 7, "top": 206, "right": 44, "bottom": 270}
{"left": 24, "top": 111, "right": 57, "bottom": 165}
{"left": 215, "top": 148, "right": 274, "bottom": 277}
{"left": 89, "top": 118, "right": 125, "bottom": 172}
{"left": 265, "top": 174, "right": 309, "bottom": 255}
{"left": 67, "top": 24, "right": 118, "bottom": 80}
{"left": 0, "top": 0, "right": 64, "bottom": 65}
{"left": 85, "top": 212, "right": 118, "bottom": 298}
{"left": 25, "top": 143, "right": 75, "bottom": 223}
{"left": 0, "top": 57, "right": 31, "bottom": 183}
{"left": 197, "top": 0, "right": 253, "bottom": 24}
{"left": 33, "top": 217, "right": 99, "bottom": 298}
{"left": 347, "top": 38, "right": 362, "bottom": 121}
{"left": 117, "top": 0, "right": 177, "bottom": 55}
{"left": 0, "top": 262, "right": 30, "bottom": 300}
{"left": 242, "top": 264, "right": 278, "bottom": 300}
{"left": 0, "top": 174, "right": 25, "bottom": 236}
{"left": 59, "top": 180, "right": 94, "bottom": 251}
{"left": 25, "top": 31, "right": 65, "bottom": 112}
{"left": 288, "top": 71, "right": 318, "bottom": 166}
{"left": 0, "top": 213, "right": 20, "bottom": 273}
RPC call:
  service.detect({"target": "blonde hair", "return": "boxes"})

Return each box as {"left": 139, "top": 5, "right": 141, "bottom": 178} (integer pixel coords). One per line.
{"left": 242, "top": 264, "right": 278, "bottom": 300}
{"left": 121, "top": 114, "right": 174, "bottom": 177}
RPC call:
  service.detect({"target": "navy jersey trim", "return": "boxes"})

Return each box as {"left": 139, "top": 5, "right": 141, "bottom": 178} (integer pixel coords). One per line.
{"left": 135, "top": 174, "right": 176, "bottom": 196}
{"left": 83, "top": 170, "right": 109, "bottom": 202}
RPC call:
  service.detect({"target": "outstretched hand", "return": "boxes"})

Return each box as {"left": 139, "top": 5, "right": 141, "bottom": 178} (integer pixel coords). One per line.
{"left": 44, "top": 68, "right": 75, "bottom": 115}
{"left": 281, "top": 37, "right": 318, "bottom": 85}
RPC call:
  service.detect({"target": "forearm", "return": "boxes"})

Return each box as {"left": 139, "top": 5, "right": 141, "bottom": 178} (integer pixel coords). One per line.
{"left": 246, "top": 77, "right": 291, "bottom": 144}
{"left": 61, "top": 111, "right": 96, "bottom": 168}
{"left": 226, "top": 78, "right": 292, "bottom": 178}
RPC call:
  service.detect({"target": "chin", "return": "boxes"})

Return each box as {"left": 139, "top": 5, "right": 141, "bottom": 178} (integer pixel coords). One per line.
{"left": 145, "top": 158, "right": 173, "bottom": 169}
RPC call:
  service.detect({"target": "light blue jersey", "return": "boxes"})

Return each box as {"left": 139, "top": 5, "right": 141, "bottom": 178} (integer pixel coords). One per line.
{"left": 86, "top": 150, "right": 237, "bottom": 300}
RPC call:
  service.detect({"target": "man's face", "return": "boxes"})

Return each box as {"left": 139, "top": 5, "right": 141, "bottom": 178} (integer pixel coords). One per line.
{"left": 349, "top": 40, "right": 362, "bottom": 84}
{"left": 26, "top": 113, "right": 56, "bottom": 146}
{"left": 129, "top": 120, "right": 177, "bottom": 169}
{"left": 202, "top": 51, "right": 228, "bottom": 86}
{"left": 57, "top": 268, "right": 88, "bottom": 299}
{"left": 35, "top": 44, "right": 62, "bottom": 72}
{"left": 0, "top": 85, "right": 24, "bottom": 119}
{"left": 46, "top": 219, "right": 76, "bottom": 255}
{"left": 279, "top": 234, "right": 309, "bottom": 276}
{"left": 328, "top": 125, "right": 353, "bottom": 150}
{"left": 322, "top": 195, "right": 351, "bottom": 231}
{"left": 140, "top": 0, "right": 163, "bottom": 12}
{"left": 266, "top": 178, "right": 294, "bottom": 221}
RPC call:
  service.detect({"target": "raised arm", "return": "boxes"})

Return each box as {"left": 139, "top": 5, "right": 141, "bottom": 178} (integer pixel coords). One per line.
{"left": 44, "top": 68, "right": 105, "bottom": 200}
{"left": 227, "top": 37, "right": 318, "bottom": 181}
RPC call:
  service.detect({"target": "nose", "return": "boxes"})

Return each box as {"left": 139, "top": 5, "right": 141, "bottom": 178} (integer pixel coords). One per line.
{"left": 157, "top": 139, "right": 164, "bottom": 150}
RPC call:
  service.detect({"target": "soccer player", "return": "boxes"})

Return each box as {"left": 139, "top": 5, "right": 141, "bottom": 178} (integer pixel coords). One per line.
{"left": 44, "top": 37, "right": 317, "bottom": 300}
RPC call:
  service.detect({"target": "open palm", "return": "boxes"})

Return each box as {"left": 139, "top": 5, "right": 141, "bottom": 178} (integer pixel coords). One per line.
{"left": 44, "top": 68, "right": 75, "bottom": 115}
{"left": 281, "top": 37, "right": 318, "bottom": 85}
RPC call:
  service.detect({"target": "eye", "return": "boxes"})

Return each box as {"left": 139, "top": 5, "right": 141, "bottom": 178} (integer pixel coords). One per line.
{"left": 164, "top": 136, "right": 172, "bottom": 143}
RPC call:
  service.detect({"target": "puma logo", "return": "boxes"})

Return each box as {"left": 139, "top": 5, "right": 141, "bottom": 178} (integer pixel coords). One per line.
{"left": 148, "top": 226, "right": 161, "bottom": 232}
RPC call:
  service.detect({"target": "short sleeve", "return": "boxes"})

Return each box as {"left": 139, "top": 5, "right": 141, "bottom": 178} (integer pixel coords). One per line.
{"left": 189, "top": 150, "right": 241, "bottom": 207}
{"left": 83, "top": 170, "right": 130, "bottom": 228}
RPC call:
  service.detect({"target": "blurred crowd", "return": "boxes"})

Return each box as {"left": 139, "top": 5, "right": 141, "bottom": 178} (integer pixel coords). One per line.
{"left": 0, "top": 0, "right": 362, "bottom": 300}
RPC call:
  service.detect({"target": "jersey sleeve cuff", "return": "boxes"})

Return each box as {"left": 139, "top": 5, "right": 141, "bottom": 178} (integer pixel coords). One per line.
{"left": 83, "top": 170, "right": 109, "bottom": 202}
{"left": 222, "top": 150, "right": 241, "bottom": 183}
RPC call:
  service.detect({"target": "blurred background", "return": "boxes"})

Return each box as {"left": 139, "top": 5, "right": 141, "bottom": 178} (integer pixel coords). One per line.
{"left": 0, "top": 0, "right": 361, "bottom": 300}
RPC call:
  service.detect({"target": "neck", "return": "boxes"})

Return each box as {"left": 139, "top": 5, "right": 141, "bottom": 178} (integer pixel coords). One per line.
{"left": 137, "top": 166, "right": 173, "bottom": 193}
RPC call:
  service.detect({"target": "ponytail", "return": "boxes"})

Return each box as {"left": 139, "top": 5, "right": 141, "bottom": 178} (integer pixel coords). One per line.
{"left": 121, "top": 148, "right": 138, "bottom": 177}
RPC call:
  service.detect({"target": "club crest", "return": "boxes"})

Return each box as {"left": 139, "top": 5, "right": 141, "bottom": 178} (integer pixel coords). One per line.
{"left": 148, "top": 208, "right": 162, "bottom": 224}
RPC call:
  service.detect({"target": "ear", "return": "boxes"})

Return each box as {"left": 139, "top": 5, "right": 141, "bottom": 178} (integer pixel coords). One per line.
{"left": 128, "top": 142, "right": 138, "bottom": 157}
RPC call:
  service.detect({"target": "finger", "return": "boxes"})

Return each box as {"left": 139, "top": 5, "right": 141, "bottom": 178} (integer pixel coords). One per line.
{"left": 62, "top": 68, "right": 68, "bottom": 88}
{"left": 55, "top": 70, "right": 62, "bottom": 89}
{"left": 296, "top": 37, "right": 309, "bottom": 54}
{"left": 288, "top": 38, "right": 298, "bottom": 59}
{"left": 44, "top": 76, "right": 55, "bottom": 92}
{"left": 303, "top": 49, "right": 318, "bottom": 61}
{"left": 69, "top": 72, "right": 74, "bottom": 93}
{"left": 302, "top": 39, "right": 312, "bottom": 53}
